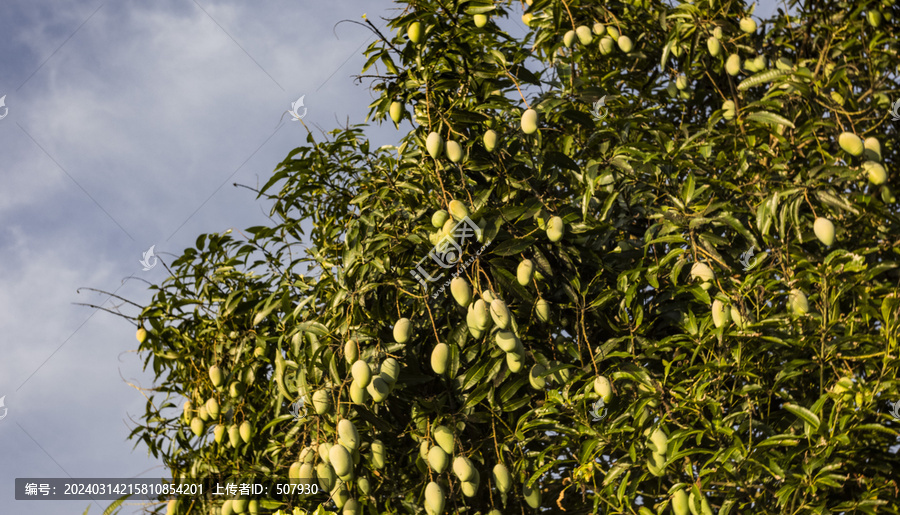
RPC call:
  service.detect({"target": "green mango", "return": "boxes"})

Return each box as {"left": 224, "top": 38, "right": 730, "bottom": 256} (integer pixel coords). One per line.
{"left": 426, "top": 132, "right": 443, "bottom": 159}
{"left": 316, "top": 462, "right": 336, "bottom": 492}
{"left": 492, "top": 463, "right": 512, "bottom": 493}
{"left": 483, "top": 130, "right": 498, "bottom": 152}
{"left": 389, "top": 101, "right": 403, "bottom": 124}
{"left": 594, "top": 375, "right": 612, "bottom": 402}
{"left": 371, "top": 440, "right": 385, "bottom": 469}
{"left": 228, "top": 424, "right": 241, "bottom": 447}
{"left": 229, "top": 381, "right": 245, "bottom": 399}
{"left": 598, "top": 36, "right": 615, "bottom": 54}
{"left": 288, "top": 461, "right": 302, "bottom": 480}
{"left": 490, "top": 299, "right": 511, "bottom": 329}
{"left": 165, "top": 499, "right": 178, "bottom": 515}
{"left": 617, "top": 35, "right": 633, "bottom": 53}
{"left": 473, "top": 14, "right": 488, "bottom": 28}
{"left": 712, "top": 26, "right": 723, "bottom": 39}
{"left": 331, "top": 482, "right": 350, "bottom": 508}
{"left": 517, "top": 259, "right": 534, "bottom": 286}
{"left": 672, "top": 488, "right": 690, "bottom": 515}
{"left": 813, "top": 217, "right": 835, "bottom": 245}
{"left": 563, "top": 30, "right": 576, "bottom": 48}
{"left": 344, "top": 340, "right": 359, "bottom": 364}
{"left": 864, "top": 161, "right": 887, "bottom": 185}
{"left": 380, "top": 358, "right": 400, "bottom": 385}
{"left": 239, "top": 421, "right": 253, "bottom": 443}
{"left": 520, "top": 109, "right": 538, "bottom": 134}
{"left": 648, "top": 427, "right": 668, "bottom": 454}
{"left": 450, "top": 277, "right": 472, "bottom": 307}
{"left": 394, "top": 317, "right": 412, "bottom": 343}
{"left": 523, "top": 483, "right": 542, "bottom": 509}
{"left": 863, "top": 137, "right": 882, "bottom": 161}
{"left": 431, "top": 343, "right": 450, "bottom": 375}
{"left": 707, "top": 36, "right": 721, "bottom": 56}
{"left": 506, "top": 351, "right": 524, "bottom": 373}
{"left": 448, "top": 200, "right": 469, "bottom": 221}
{"left": 606, "top": 26, "right": 620, "bottom": 39}
{"left": 190, "top": 417, "right": 204, "bottom": 437}
{"left": 329, "top": 444, "right": 352, "bottom": 477}
{"left": 593, "top": 22, "right": 605, "bottom": 35}
{"left": 453, "top": 456, "right": 476, "bottom": 481}
{"left": 495, "top": 330, "right": 519, "bottom": 352}
{"left": 206, "top": 397, "right": 219, "bottom": 419}
{"left": 213, "top": 424, "right": 225, "bottom": 444}
{"left": 136, "top": 328, "right": 147, "bottom": 343}
{"left": 730, "top": 306, "right": 746, "bottom": 329}
{"left": 546, "top": 216, "right": 564, "bottom": 242}
{"left": 725, "top": 54, "right": 741, "bottom": 75}
{"left": 471, "top": 299, "right": 491, "bottom": 330}
{"left": 466, "top": 309, "right": 484, "bottom": 339}
{"left": 221, "top": 500, "right": 233, "bottom": 515}
{"left": 182, "top": 401, "right": 192, "bottom": 423}
{"left": 711, "top": 299, "right": 730, "bottom": 328}
{"left": 427, "top": 445, "right": 448, "bottom": 473}
{"left": 232, "top": 497, "right": 248, "bottom": 514}
{"left": 366, "top": 376, "right": 390, "bottom": 402}
{"left": 690, "top": 262, "right": 714, "bottom": 285}
{"left": 433, "top": 425, "right": 455, "bottom": 455}
{"left": 342, "top": 498, "right": 358, "bottom": 515}
{"left": 424, "top": 482, "right": 445, "bottom": 515}
{"left": 338, "top": 419, "right": 360, "bottom": 450}
{"left": 351, "top": 360, "right": 371, "bottom": 388}
{"left": 407, "top": 22, "right": 423, "bottom": 44}
{"left": 313, "top": 389, "right": 332, "bottom": 415}
{"left": 446, "top": 140, "right": 463, "bottom": 163}
{"left": 198, "top": 405, "right": 209, "bottom": 421}
{"left": 575, "top": 25, "right": 593, "bottom": 45}
{"left": 790, "top": 289, "right": 809, "bottom": 315}
{"left": 357, "top": 476, "right": 371, "bottom": 495}
{"left": 209, "top": 366, "right": 223, "bottom": 387}
{"left": 739, "top": 17, "right": 757, "bottom": 33}
{"left": 535, "top": 299, "right": 550, "bottom": 323}
{"left": 529, "top": 364, "right": 546, "bottom": 390}
{"left": 432, "top": 209, "right": 450, "bottom": 229}
{"left": 247, "top": 499, "right": 259, "bottom": 515}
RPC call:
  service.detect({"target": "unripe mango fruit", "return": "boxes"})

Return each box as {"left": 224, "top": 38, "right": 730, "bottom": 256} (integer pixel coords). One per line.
{"left": 535, "top": 299, "right": 550, "bottom": 322}
{"left": 730, "top": 306, "right": 746, "bottom": 329}
{"left": 522, "top": 13, "right": 533, "bottom": 26}
{"left": 563, "top": 30, "right": 576, "bottom": 48}
{"left": 380, "top": 358, "right": 400, "bottom": 385}
{"left": 329, "top": 444, "right": 352, "bottom": 477}
{"left": 338, "top": 419, "right": 359, "bottom": 450}
{"left": 606, "top": 26, "right": 620, "bottom": 40}
{"left": 190, "top": 417, "right": 204, "bottom": 437}
{"left": 593, "top": 22, "right": 605, "bottom": 35}
{"left": 672, "top": 488, "right": 690, "bottom": 515}
{"left": 790, "top": 289, "right": 809, "bottom": 315}
{"left": 739, "top": 17, "right": 757, "bottom": 33}
{"left": 136, "top": 328, "right": 147, "bottom": 343}
{"left": 648, "top": 427, "right": 668, "bottom": 454}
{"left": 206, "top": 397, "right": 220, "bottom": 419}
{"left": 471, "top": 299, "right": 491, "bottom": 330}
{"left": 214, "top": 424, "right": 226, "bottom": 444}
{"left": 676, "top": 75, "right": 688, "bottom": 90}
{"left": 349, "top": 380, "right": 367, "bottom": 404}
{"left": 239, "top": 421, "right": 253, "bottom": 443}
{"left": 427, "top": 445, "right": 448, "bottom": 473}
{"left": 407, "top": 22, "right": 422, "bottom": 44}
{"left": 344, "top": 339, "right": 359, "bottom": 364}
{"left": 490, "top": 299, "right": 512, "bottom": 329}
{"left": 394, "top": 318, "right": 411, "bottom": 343}
{"left": 233, "top": 497, "right": 248, "bottom": 514}
{"left": 523, "top": 483, "right": 542, "bottom": 508}
{"left": 838, "top": 132, "right": 864, "bottom": 156}
{"left": 482, "top": 290, "right": 496, "bottom": 303}
{"left": 426, "top": 132, "right": 443, "bottom": 159}
{"left": 521, "top": 109, "right": 539, "bottom": 134}
{"left": 813, "top": 217, "right": 835, "bottom": 246}
{"left": 690, "top": 262, "right": 715, "bottom": 285}
{"left": 474, "top": 14, "right": 488, "bottom": 28}
{"left": 483, "top": 130, "right": 498, "bottom": 152}
{"left": 460, "top": 472, "right": 479, "bottom": 497}
{"left": 493, "top": 463, "right": 512, "bottom": 493}
{"left": 367, "top": 376, "right": 390, "bottom": 402}
{"left": 209, "top": 366, "right": 223, "bottom": 387}
{"left": 506, "top": 352, "right": 524, "bottom": 373}
{"left": 431, "top": 343, "right": 450, "bottom": 375}
{"left": 576, "top": 25, "right": 593, "bottom": 45}
{"left": 313, "top": 389, "right": 332, "bottom": 415}
{"left": 446, "top": 140, "right": 463, "bottom": 163}
{"left": 617, "top": 35, "right": 633, "bottom": 53}
{"left": 433, "top": 425, "right": 455, "bottom": 454}
{"left": 547, "top": 216, "right": 564, "bottom": 241}
{"left": 199, "top": 405, "right": 209, "bottom": 421}
{"left": 316, "top": 462, "right": 335, "bottom": 491}
{"left": 449, "top": 200, "right": 469, "bottom": 221}
{"left": 517, "top": 259, "right": 534, "bottom": 286}
{"left": 424, "top": 482, "right": 445, "bottom": 515}
{"left": 389, "top": 101, "right": 403, "bottom": 124}
{"left": 864, "top": 161, "right": 886, "bottom": 185}
{"left": 370, "top": 440, "right": 385, "bottom": 468}
{"left": 725, "top": 54, "right": 741, "bottom": 75}
{"left": 228, "top": 424, "right": 241, "bottom": 447}
{"left": 351, "top": 360, "right": 371, "bottom": 388}
{"left": 450, "top": 277, "right": 472, "bottom": 307}
{"left": 432, "top": 209, "right": 449, "bottom": 229}
{"left": 221, "top": 500, "right": 234, "bottom": 515}
{"left": 711, "top": 299, "right": 730, "bottom": 328}
{"left": 453, "top": 456, "right": 476, "bottom": 482}
{"left": 599, "top": 36, "right": 615, "bottom": 54}
{"left": 863, "top": 137, "right": 882, "bottom": 161}
{"left": 495, "top": 330, "right": 519, "bottom": 352}
{"left": 529, "top": 364, "right": 546, "bottom": 390}
{"left": 707, "top": 36, "right": 721, "bottom": 56}
{"left": 594, "top": 376, "right": 612, "bottom": 402}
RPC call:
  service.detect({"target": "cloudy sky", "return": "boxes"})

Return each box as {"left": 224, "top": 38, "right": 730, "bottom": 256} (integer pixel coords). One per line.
{"left": 0, "top": 0, "right": 780, "bottom": 513}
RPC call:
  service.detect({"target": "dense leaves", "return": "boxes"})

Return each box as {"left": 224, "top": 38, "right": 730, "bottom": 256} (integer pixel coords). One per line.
{"left": 129, "top": 0, "right": 900, "bottom": 514}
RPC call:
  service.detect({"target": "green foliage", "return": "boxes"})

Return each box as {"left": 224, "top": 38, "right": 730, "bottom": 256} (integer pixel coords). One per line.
{"left": 129, "top": 0, "right": 900, "bottom": 513}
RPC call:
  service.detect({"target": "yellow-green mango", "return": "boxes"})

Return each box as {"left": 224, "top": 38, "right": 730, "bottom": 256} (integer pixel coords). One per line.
{"left": 228, "top": 424, "right": 241, "bottom": 447}
{"left": 474, "top": 14, "right": 488, "bottom": 28}
{"left": 446, "top": 140, "right": 463, "bottom": 163}
{"left": 426, "top": 132, "right": 443, "bottom": 159}
{"left": 647, "top": 452, "right": 666, "bottom": 476}
{"left": 136, "top": 328, "right": 147, "bottom": 343}
{"left": 221, "top": 500, "right": 233, "bottom": 515}
{"left": 839, "top": 132, "right": 864, "bottom": 156}
{"left": 190, "top": 417, "right": 204, "bottom": 437}
{"left": 233, "top": 497, "right": 248, "bottom": 514}
{"left": 506, "top": 351, "right": 524, "bottom": 373}
{"left": 648, "top": 427, "right": 668, "bottom": 454}
{"left": 868, "top": 10, "right": 882, "bottom": 27}
{"left": 864, "top": 161, "right": 886, "bottom": 185}
{"left": 394, "top": 317, "right": 411, "bottom": 343}
{"left": 407, "top": 22, "right": 423, "bottom": 44}
{"left": 182, "top": 401, "right": 192, "bottom": 423}
{"left": 358, "top": 476, "right": 371, "bottom": 495}
{"left": 730, "top": 306, "right": 746, "bottom": 329}
{"left": 432, "top": 209, "right": 450, "bottom": 229}
{"left": 229, "top": 381, "right": 244, "bottom": 398}
{"left": 197, "top": 404, "right": 208, "bottom": 421}
{"left": 546, "top": 216, "right": 564, "bottom": 242}
{"left": 813, "top": 217, "right": 835, "bottom": 246}
{"left": 338, "top": 419, "right": 359, "bottom": 450}
{"left": 563, "top": 30, "right": 576, "bottom": 48}
{"left": 863, "top": 137, "right": 882, "bottom": 161}
{"left": 593, "top": 22, "right": 605, "bottom": 35}
{"left": 206, "top": 397, "right": 219, "bottom": 419}
{"left": 517, "top": 259, "right": 534, "bottom": 286}
{"left": 521, "top": 109, "right": 538, "bottom": 134}
{"left": 313, "top": 389, "right": 332, "bottom": 415}
{"left": 165, "top": 499, "right": 178, "bottom": 515}
{"left": 239, "top": 421, "right": 253, "bottom": 443}
{"left": 389, "top": 101, "right": 403, "bottom": 124}
{"left": 490, "top": 299, "right": 511, "bottom": 329}
{"left": 535, "top": 299, "right": 550, "bottom": 323}
{"left": 789, "top": 289, "right": 809, "bottom": 315}
{"left": 617, "top": 35, "right": 633, "bottom": 53}
{"left": 380, "top": 358, "right": 400, "bottom": 385}
{"left": 599, "top": 36, "right": 615, "bottom": 54}
{"left": 690, "top": 262, "right": 714, "bottom": 289}
{"left": 529, "top": 364, "right": 546, "bottom": 390}
{"left": 712, "top": 26, "right": 723, "bottom": 39}
{"left": 371, "top": 440, "right": 385, "bottom": 469}
{"left": 349, "top": 380, "right": 368, "bottom": 404}
{"left": 351, "top": 360, "right": 371, "bottom": 388}
{"left": 331, "top": 482, "right": 350, "bottom": 509}
{"left": 433, "top": 425, "right": 455, "bottom": 454}
{"left": 427, "top": 445, "right": 448, "bottom": 473}
{"left": 707, "top": 36, "right": 721, "bottom": 56}
{"left": 725, "top": 54, "right": 741, "bottom": 75}
{"left": 431, "top": 343, "right": 450, "bottom": 375}
{"left": 367, "top": 376, "right": 390, "bottom": 402}
{"left": 213, "top": 424, "right": 226, "bottom": 444}
{"left": 424, "top": 481, "right": 445, "bottom": 515}
{"left": 342, "top": 498, "right": 358, "bottom": 515}
{"left": 576, "top": 25, "right": 593, "bottom": 45}
{"left": 492, "top": 463, "right": 512, "bottom": 493}
{"left": 739, "top": 17, "right": 757, "bottom": 33}
{"left": 466, "top": 310, "right": 485, "bottom": 339}
{"left": 344, "top": 339, "right": 359, "bottom": 364}
{"left": 523, "top": 483, "right": 542, "bottom": 508}
{"left": 606, "top": 26, "right": 620, "bottom": 39}
{"left": 594, "top": 376, "right": 612, "bottom": 402}
{"left": 449, "top": 200, "right": 469, "bottom": 221}
{"left": 288, "top": 461, "right": 302, "bottom": 480}
{"left": 522, "top": 13, "right": 533, "bottom": 26}
{"left": 329, "top": 444, "right": 352, "bottom": 477}
{"left": 711, "top": 299, "right": 730, "bottom": 328}
{"left": 495, "top": 330, "right": 519, "bottom": 352}
{"left": 483, "top": 130, "right": 498, "bottom": 152}
{"left": 317, "top": 461, "right": 336, "bottom": 491}
{"left": 672, "top": 488, "right": 690, "bottom": 515}
{"left": 482, "top": 290, "right": 496, "bottom": 303}
{"left": 676, "top": 75, "right": 688, "bottom": 91}
{"left": 471, "top": 299, "right": 491, "bottom": 330}
{"left": 461, "top": 472, "right": 479, "bottom": 497}
{"left": 209, "top": 366, "right": 223, "bottom": 387}
{"left": 451, "top": 277, "right": 472, "bottom": 307}
{"left": 453, "top": 456, "right": 476, "bottom": 482}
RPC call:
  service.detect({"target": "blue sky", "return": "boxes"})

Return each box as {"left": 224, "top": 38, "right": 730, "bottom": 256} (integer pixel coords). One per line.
{"left": 0, "top": 0, "right": 782, "bottom": 513}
